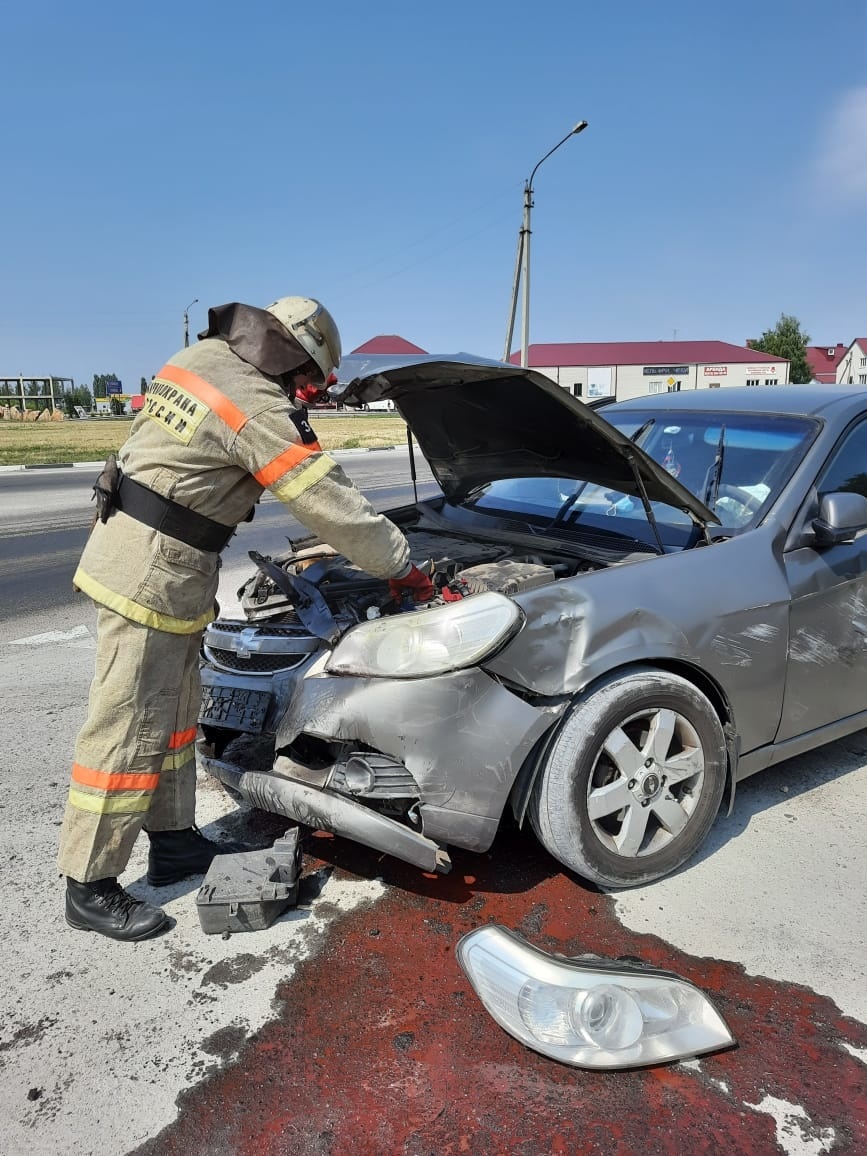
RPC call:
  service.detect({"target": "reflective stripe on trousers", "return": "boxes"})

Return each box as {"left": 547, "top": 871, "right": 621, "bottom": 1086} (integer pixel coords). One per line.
{"left": 57, "top": 606, "right": 202, "bottom": 882}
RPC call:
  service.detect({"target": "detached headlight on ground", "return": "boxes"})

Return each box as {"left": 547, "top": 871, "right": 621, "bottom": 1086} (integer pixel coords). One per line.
{"left": 326, "top": 592, "right": 522, "bottom": 678}
{"left": 456, "top": 925, "right": 735, "bottom": 1069}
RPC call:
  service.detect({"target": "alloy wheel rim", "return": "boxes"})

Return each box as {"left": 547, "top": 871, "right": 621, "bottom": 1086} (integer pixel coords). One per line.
{"left": 586, "top": 707, "right": 705, "bottom": 859}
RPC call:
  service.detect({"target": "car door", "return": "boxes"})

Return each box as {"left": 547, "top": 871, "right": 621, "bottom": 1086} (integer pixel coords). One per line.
{"left": 778, "top": 417, "right": 867, "bottom": 740}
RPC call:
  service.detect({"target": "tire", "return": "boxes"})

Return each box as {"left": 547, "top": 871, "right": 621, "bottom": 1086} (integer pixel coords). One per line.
{"left": 528, "top": 667, "right": 726, "bottom": 888}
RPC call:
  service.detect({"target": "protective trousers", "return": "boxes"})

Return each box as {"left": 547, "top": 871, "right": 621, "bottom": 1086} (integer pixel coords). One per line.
{"left": 57, "top": 606, "right": 201, "bottom": 882}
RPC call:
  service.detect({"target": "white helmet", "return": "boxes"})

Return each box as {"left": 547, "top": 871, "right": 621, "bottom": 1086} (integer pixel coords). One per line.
{"left": 265, "top": 296, "right": 341, "bottom": 384}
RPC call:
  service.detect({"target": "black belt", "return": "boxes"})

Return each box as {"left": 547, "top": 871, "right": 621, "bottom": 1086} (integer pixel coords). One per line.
{"left": 115, "top": 474, "right": 235, "bottom": 553}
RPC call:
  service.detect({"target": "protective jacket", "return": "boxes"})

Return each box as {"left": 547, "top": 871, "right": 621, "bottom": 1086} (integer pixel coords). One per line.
{"left": 73, "top": 337, "right": 410, "bottom": 633}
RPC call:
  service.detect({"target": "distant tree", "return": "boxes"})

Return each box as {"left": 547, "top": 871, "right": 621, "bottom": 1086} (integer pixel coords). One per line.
{"left": 140, "top": 376, "right": 148, "bottom": 394}
{"left": 748, "top": 314, "right": 812, "bottom": 383}
{"left": 62, "top": 386, "right": 94, "bottom": 417}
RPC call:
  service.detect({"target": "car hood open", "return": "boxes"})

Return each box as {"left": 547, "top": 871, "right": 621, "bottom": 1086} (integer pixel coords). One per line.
{"left": 331, "top": 354, "right": 717, "bottom": 525}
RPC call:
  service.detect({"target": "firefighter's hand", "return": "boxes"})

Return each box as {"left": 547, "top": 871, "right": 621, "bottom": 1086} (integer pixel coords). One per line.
{"left": 388, "top": 563, "right": 434, "bottom": 604}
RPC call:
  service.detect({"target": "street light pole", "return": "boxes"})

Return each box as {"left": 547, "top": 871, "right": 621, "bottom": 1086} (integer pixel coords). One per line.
{"left": 503, "top": 121, "right": 588, "bottom": 367}
{"left": 183, "top": 298, "right": 198, "bottom": 348}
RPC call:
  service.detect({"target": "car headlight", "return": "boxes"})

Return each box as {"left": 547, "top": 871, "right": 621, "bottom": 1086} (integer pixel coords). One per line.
{"left": 325, "top": 591, "right": 522, "bottom": 678}
{"left": 456, "top": 925, "right": 735, "bottom": 1069}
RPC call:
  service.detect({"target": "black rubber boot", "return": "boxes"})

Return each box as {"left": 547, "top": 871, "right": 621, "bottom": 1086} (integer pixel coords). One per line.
{"left": 65, "top": 877, "right": 170, "bottom": 941}
{"left": 146, "top": 826, "right": 237, "bottom": 887}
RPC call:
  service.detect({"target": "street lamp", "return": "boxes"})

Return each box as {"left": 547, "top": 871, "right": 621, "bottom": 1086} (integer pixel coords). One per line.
{"left": 183, "top": 298, "right": 199, "bottom": 348}
{"left": 503, "top": 121, "right": 588, "bottom": 367}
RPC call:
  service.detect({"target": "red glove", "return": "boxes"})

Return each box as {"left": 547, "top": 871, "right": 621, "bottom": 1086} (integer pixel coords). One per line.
{"left": 388, "top": 563, "right": 434, "bottom": 604}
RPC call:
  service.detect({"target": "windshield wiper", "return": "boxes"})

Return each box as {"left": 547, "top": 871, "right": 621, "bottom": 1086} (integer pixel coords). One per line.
{"left": 628, "top": 417, "right": 655, "bottom": 444}
{"left": 702, "top": 425, "right": 727, "bottom": 510}
{"left": 551, "top": 483, "right": 588, "bottom": 525}
{"left": 551, "top": 419, "right": 657, "bottom": 526}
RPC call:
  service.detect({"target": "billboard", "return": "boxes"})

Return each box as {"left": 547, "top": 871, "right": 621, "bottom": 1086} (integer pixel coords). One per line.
{"left": 105, "top": 377, "right": 123, "bottom": 395}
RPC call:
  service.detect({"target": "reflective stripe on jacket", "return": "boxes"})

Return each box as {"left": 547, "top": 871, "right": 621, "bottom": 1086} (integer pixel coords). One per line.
{"left": 74, "top": 339, "right": 410, "bottom": 631}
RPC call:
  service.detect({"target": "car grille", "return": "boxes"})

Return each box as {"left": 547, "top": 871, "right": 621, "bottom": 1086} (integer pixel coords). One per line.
{"left": 203, "top": 619, "right": 321, "bottom": 676}
{"left": 213, "top": 619, "right": 307, "bottom": 637}
{"left": 206, "top": 648, "right": 306, "bottom": 674}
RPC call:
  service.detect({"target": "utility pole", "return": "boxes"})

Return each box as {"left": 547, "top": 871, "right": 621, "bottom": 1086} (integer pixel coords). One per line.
{"left": 503, "top": 121, "right": 588, "bottom": 367}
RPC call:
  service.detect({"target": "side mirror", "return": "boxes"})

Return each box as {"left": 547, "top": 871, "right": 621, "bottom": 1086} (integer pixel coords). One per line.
{"left": 811, "top": 491, "right": 867, "bottom": 548}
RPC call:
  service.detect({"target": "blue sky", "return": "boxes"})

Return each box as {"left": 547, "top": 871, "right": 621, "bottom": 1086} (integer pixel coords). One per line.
{"left": 2, "top": 0, "right": 865, "bottom": 393}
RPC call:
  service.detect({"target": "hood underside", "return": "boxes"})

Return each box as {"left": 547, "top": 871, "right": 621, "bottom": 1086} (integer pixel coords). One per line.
{"left": 332, "top": 355, "right": 717, "bottom": 524}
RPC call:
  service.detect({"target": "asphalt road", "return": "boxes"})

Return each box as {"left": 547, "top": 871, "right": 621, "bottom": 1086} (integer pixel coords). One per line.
{"left": 0, "top": 453, "right": 436, "bottom": 619}
{"left": 1, "top": 456, "right": 865, "bottom": 1155}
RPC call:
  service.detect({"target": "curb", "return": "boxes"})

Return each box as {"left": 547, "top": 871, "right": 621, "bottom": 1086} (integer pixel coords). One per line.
{"left": 332, "top": 445, "right": 400, "bottom": 457}
{"left": 0, "top": 461, "right": 104, "bottom": 473}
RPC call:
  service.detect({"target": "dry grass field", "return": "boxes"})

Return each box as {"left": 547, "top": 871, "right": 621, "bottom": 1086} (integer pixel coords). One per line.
{"left": 0, "top": 414, "right": 410, "bottom": 466}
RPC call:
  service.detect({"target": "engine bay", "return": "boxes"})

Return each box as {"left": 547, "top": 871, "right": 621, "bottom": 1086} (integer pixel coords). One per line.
{"left": 238, "top": 525, "right": 601, "bottom": 631}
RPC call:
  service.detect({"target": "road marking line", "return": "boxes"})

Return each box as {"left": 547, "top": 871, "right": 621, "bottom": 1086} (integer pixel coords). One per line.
{"left": 6, "top": 625, "right": 91, "bottom": 646}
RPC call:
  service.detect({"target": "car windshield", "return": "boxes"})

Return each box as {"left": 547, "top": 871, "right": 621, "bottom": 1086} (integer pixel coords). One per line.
{"left": 467, "top": 408, "right": 818, "bottom": 549}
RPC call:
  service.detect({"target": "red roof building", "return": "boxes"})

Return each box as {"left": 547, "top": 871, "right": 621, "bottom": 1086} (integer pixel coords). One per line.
{"left": 351, "top": 335, "right": 428, "bottom": 355}
{"left": 508, "top": 340, "right": 784, "bottom": 369}
{"left": 806, "top": 344, "right": 848, "bottom": 384}
{"left": 507, "top": 340, "right": 789, "bottom": 402}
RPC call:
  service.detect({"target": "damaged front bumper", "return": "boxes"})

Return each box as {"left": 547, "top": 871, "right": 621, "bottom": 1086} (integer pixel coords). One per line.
{"left": 198, "top": 741, "right": 452, "bottom": 873}
{"left": 199, "top": 658, "right": 562, "bottom": 873}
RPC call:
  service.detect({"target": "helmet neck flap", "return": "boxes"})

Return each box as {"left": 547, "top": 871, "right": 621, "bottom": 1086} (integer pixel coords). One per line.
{"left": 197, "top": 303, "right": 312, "bottom": 378}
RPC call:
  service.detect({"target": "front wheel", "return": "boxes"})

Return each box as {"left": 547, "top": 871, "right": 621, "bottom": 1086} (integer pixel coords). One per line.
{"left": 528, "top": 668, "right": 727, "bottom": 887}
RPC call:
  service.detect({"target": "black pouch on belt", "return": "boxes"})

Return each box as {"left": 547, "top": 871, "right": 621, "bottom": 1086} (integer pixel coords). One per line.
{"left": 92, "top": 453, "right": 121, "bottom": 525}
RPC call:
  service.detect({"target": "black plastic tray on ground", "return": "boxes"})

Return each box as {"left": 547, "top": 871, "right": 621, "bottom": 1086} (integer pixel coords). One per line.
{"left": 196, "top": 828, "right": 302, "bottom": 934}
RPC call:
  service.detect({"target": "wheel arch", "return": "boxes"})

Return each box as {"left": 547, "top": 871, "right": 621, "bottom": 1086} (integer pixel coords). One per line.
{"left": 510, "top": 658, "right": 739, "bottom": 828}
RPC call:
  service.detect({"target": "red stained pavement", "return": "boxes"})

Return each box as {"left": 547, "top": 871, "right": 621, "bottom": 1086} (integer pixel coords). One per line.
{"left": 137, "top": 823, "right": 867, "bottom": 1155}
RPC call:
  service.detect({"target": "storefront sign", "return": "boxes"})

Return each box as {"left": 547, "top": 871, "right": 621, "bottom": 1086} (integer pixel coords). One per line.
{"left": 703, "top": 367, "right": 727, "bottom": 376}
{"left": 643, "top": 366, "right": 689, "bottom": 376}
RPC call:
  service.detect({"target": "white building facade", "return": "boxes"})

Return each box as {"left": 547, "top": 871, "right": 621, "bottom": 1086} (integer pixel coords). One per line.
{"left": 512, "top": 341, "right": 789, "bottom": 402}
{"left": 836, "top": 339, "right": 867, "bottom": 386}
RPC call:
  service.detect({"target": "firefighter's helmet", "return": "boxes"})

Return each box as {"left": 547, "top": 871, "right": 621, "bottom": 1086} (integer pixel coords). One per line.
{"left": 265, "top": 297, "right": 341, "bottom": 384}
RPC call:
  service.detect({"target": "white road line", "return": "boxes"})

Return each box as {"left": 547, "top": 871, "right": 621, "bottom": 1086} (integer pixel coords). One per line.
{"left": 6, "top": 624, "right": 91, "bottom": 646}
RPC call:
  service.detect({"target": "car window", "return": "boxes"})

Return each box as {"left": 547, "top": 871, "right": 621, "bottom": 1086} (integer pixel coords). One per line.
{"left": 816, "top": 419, "right": 867, "bottom": 500}
{"left": 605, "top": 410, "right": 816, "bottom": 531}
{"left": 469, "top": 410, "right": 817, "bottom": 547}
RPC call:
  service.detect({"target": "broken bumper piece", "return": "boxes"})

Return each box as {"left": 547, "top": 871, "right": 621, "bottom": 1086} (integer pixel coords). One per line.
{"left": 199, "top": 744, "right": 452, "bottom": 874}
{"left": 196, "top": 828, "right": 303, "bottom": 935}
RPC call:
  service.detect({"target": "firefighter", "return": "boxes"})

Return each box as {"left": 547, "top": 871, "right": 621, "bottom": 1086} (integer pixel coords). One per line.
{"left": 59, "top": 296, "right": 434, "bottom": 941}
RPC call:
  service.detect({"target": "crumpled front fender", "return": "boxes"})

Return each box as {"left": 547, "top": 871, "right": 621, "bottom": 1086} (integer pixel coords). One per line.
{"left": 278, "top": 665, "right": 561, "bottom": 824}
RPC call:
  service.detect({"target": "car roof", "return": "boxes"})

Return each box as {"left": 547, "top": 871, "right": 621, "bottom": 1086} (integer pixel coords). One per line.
{"left": 609, "top": 385, "right": 864, "bottom": 418}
